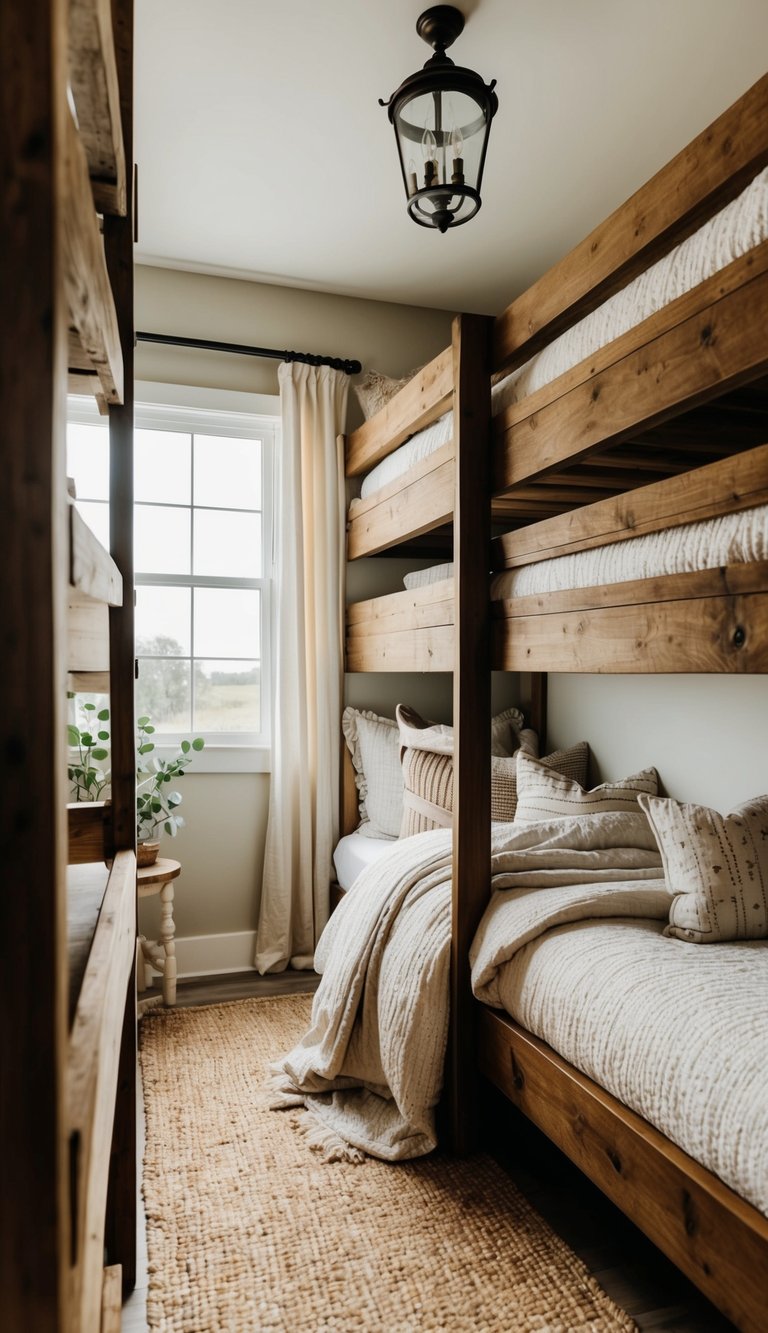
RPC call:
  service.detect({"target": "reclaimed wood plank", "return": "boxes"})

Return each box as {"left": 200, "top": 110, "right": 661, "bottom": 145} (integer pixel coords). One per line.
{"left": 478, "top": 1008, "right": 768, "bottom": 1333}
{"left": 345, "top": 348, "right": 453, "bottom": 477}
{"left": 347, "top": 448, "right": 455, "bottom": 558}
{"left": 493, "top": 73, "right": 768, "bottom": 374}
{"left": 68, "top": 802, "right": 113, "bottom": 866}
{"left": 346, "top": 624, "right": 454, "bottom": 672}
{"left": 68, "top": 0, "right": 126, "bottom": 214}
{"left": 346, "top": 578, "right": 454, "bottom": 627}
{"left": 70, "top": 502, "right": 123, "bottom": 603}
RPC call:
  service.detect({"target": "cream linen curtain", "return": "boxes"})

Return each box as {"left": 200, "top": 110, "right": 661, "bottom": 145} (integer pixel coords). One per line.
{"left": 255, "top": 361, "right": 349, "bottom": 972}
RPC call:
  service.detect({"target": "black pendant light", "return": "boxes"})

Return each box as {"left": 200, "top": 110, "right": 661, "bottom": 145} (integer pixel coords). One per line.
{"left": 380, "top": 5, "right": 498, "bottom": 233}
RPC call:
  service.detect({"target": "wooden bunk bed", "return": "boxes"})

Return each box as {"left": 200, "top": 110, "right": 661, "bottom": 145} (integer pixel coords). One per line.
{"left": 1, "top": 2, "right": 137, "bottom": 1330}
{"left": 342, "top": 74, "right": 768, "bottom": 1332}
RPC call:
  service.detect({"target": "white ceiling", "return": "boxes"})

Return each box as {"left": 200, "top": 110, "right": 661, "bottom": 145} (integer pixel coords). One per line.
{"left": 135, "top": 0, "right": 768, "bottom": 315}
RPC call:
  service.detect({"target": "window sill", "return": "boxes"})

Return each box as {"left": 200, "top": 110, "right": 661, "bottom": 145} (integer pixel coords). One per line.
{"left": 152, "top": 744, "right": 271, "bottom": 775}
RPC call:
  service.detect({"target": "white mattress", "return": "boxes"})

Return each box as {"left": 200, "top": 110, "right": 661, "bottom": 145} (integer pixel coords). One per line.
{"left": 493, "top": 917, "right": 768, "bottom": 1215}
{"left": 356, "top": 166, "right": 768, "bottom": 504}
{"left": 333, "top": 831, "right": 396, "bottom": 892}
{"left": 402, "top": 504, "right": 768, "bottom": 597}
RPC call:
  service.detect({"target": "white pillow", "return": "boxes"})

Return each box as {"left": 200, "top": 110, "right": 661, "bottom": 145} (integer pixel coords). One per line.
{"left": 395, "top": 703, "right": 530, "bottom": 759}
{"left": 639, "top": 793, "right": 768, "bottom": 943}
{"left": 403, "top": 563, "right": 454, "bottom": 590}
{"left": 342, "top": 707, "right": 403, "bottom": 840}
{"left": 514, "top": 752, "right": 658, "bottom": 823}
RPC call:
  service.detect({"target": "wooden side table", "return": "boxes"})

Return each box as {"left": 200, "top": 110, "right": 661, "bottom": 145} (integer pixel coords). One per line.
{"left": 137, "top": 858, "right": 181, "bottom": 1006}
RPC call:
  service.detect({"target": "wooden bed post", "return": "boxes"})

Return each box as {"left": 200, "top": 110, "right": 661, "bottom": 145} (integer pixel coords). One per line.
{"left": 448, "top": 312, "right": 493, "bottom": 1154}
{"left": 529, "top": 673, "right": 548, "bottom": 748}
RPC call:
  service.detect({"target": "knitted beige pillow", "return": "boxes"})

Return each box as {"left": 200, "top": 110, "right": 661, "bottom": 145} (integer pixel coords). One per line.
{"left": 514, "top": 753, "right": 658, "bottom": 824}
{"left": 639, "top": 793, "right": 768, "bottom": 943}
{"left": 354, "top": 367, "right": 423, "bottom": 420}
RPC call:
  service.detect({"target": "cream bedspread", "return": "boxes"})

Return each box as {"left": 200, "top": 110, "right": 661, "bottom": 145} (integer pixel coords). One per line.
{"left": 270, "top": 814, "right": 663, "bottom": 1163}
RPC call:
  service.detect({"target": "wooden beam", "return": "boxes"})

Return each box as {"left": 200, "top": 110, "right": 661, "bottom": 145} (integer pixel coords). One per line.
{"left": 346, "top": 579, "right": 454, "bottom": 627}
{"left": 346, "top": 623, "right": 454, "bottom": 672}
{"left": 345, "top": 348, "right": 453, "bottom": 477}
{"left": 67, "top": 849, "right": 136, "bottom": 1332}
{"left": 494, "top": 264, "right": 768, "bottom": 492}
{"left": 63, "top": 105, "right": 123, "bottom": 403}
{"left": 67, "top": 371, "right": 108, "bottom": 414}
{"left": 449, "top": 313, "right": 493, "bottom": 1154}
{"left": 478, "top": 1008, "right": 768, "bottom": 1333}
{"left": 493, "top": 442, "right": 768, "bottom": 568}
{"left": 68, "top": 0, "right": 126, "bottom": 214}
{"left": 70, "top": 502, "right": 123, "bottom": 603}
{"left": 68, "top": 802, "right": 113, "bottom": 865}
{"left": 493, "top": 73, "right": 768, "bottom": 374}
{"left": 347, "top": 445, "right": 454, "bottom": 559}
{"left": 68, "top": 597, "right": 111, "bottom": 673}
{"left": 100, "top": 1265, "right": 123, "bottom": 1333}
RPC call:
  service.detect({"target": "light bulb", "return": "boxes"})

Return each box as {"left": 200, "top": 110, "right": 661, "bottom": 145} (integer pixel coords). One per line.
{"left": 451, "top": 125, "right": 464, "bottom": 159}
{"left": 421, "top": 127, "right": 437, "bottom": 162}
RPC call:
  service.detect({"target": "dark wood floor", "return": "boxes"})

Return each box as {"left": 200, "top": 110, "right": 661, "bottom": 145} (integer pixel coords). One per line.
{"left": 141, "top": 971, "right": 734, "bottom": 1332}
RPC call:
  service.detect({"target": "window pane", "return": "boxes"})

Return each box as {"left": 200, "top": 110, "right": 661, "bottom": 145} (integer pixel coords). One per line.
{"left": 193, "top": 509, "right": 262, "bottom": 578}
{"left": 67, "top": 422, "right": 109, "bottom": 501}
{"left": 193, "top": 588, "right": 260, "bottom": 658}
{"left": 135, "top": 504, "right": 191, "bottom": 575}
{"left": 194, "top": 660, "right": 260, "bottom": 732}
{"left": 135, "top": 585, "right": 191, "bottom": 656}
{"left": 194, "top": 435, "right": 261, "bottom": 510}
{"left": 75, "top": 500, "right": 110, "bottom": 549}
{"left": 135, "top": 429, "right": 191, "bottom": 504}
{"left": 136, "top": 657, "right": 191, "bottom": 733}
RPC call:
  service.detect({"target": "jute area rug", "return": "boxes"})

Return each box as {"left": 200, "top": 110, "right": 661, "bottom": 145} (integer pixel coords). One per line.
{"left": 140, "top": 994, "right": 636, "bottom": 1332}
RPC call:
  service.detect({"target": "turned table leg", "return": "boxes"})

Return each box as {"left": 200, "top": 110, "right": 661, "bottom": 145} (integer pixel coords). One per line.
{"left": 159, "top": 880, "right": 177, "bottom": 1006}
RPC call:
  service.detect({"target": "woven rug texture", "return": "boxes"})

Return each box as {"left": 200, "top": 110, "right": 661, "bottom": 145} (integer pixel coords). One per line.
{"left": 140, "top": 994, "right": 636, "bottom": 1332}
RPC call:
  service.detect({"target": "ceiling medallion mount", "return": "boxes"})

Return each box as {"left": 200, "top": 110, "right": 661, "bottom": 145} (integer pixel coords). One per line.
{"left": 379, "top": 5, "right": 498, "bottom": 234}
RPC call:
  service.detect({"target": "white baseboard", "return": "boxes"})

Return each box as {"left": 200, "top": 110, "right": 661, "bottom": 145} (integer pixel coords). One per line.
{"left": 170, "top": 930, "right": 258, "bottom": 979}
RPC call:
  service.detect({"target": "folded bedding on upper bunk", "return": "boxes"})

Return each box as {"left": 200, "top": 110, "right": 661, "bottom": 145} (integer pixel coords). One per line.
{"left": 402, "top": 503, "right": 768, "bottom": 597}
{"left": 471, "top": 889, "right": 768, "bottom": 1216}
{"left": 354, "top": 166, "right": 768, "bottom": 504}
{"left": 269, "top": 813, "right": 663, "bottom": 1164}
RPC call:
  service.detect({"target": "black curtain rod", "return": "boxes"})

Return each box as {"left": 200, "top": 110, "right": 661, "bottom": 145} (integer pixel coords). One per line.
{"left": 136, "top": 331, "right": 362, "bottom": 376}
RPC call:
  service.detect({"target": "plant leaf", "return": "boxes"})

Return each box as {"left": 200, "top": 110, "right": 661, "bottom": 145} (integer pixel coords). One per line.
{"left": 83, "top": 702, "right": 96, "bottom": 711}
{"left": 97, "top": 708, "right": 110, "bottom": 721}
{"left": 80, "top": 733, "right": 93, "bottom": 746}
{"left": 67, "top": 725, "right": 80, "bottom": 745}
{"left": 137, "top": 716, "right": 150, "bottom": 726}
{"left": 97, "top": 730, "right": 110, "bottom": 741}
{"left": 192, "top": 738, "right": 205, "bottom": 751}
{"left": 92, "top": 748, "right": 109, "bottom": 761}
{"left": 180, "top": 740, "right": 190, "bottom": 753}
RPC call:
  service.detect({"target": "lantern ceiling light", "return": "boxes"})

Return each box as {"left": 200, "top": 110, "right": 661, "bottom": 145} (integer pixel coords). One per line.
{"left": 380, "top": 5, "right": 498, "bottom": 234}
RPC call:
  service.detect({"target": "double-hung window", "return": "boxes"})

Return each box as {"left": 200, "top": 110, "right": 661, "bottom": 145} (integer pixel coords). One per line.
{"left": 66, "top": 384, "right": 278, "bottom": 771}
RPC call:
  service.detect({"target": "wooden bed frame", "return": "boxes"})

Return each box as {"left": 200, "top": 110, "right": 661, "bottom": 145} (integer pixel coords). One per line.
{"left": 1, "top": 3, "right": 137, "bottom": 1329}
{"left": 341, "top": 73, "right": 768, "bottom": 1331}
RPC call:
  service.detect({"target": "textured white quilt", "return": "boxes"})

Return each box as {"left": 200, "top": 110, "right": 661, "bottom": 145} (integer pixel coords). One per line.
{"left": 270, "top": 814, "right": 663, "bottom": 1163}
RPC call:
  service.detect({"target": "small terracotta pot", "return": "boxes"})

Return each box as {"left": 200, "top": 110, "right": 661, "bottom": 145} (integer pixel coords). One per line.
{"left": 137, "top": 840, "right": 160, "bottom": 868}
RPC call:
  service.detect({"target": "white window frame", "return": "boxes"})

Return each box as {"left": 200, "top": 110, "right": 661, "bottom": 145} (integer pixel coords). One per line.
{"left": 67, "top": 381, "right": 280, "bottom": 774}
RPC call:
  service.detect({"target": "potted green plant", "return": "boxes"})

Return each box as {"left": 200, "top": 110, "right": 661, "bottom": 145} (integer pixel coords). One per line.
{"left": 68, "top": 702, "right": 204, "bottom": 866}
{"left": 135, "top": 715, "right": 204, "bottom": 866}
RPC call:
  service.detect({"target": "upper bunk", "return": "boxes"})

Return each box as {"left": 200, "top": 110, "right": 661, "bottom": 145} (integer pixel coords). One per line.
{"left": 345, "top": 72, "right": 768, "bottom": 675}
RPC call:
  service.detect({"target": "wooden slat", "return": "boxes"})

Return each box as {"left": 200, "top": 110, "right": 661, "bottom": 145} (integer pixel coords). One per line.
{"left": 67, "top": 849, "right": 136, "bottom": 1333}
{"left": 493, "top": 587, "right": 768, "bottom": 673}
{"left": 494, "top": 264, "right": 768, "bottom": 491}
{"left": 347, "top": 447, "right": 455, "bottom": 559}
{"left": 67, "top": 371, "right": 108, "bottom": 414}
{"left": 346, "top": 624, "right": 454, "bottom": 673}
{"left": 100, "top": 1264, "right": 122, "bottom": 1333}
{"left": 68, "top": 670, "right": 111, "bottom": 693}
{"left": 478, "top": 1009, "right": 768, "bottom": 1333}
{"left": 494, "top": 442, "right": 768, "bottom": 568}
{"left": 493, "top": 73, "right": 768, "bottom": 374}
{"left": 63, "top": 106, "right": 123, "bottom": 404}
{"left": 70, "top": 503, "right": 123, "bottom": 603}
{"left": 68, "top": 0, "right": 126, "bottom": 215}
{"left": 348, "top": 597, "right": 455, "bottom": 639}
{"left": 68, "top": 598, "right": 111, "bottom": 673}
{"left": 345, "top": 347, "right": 453, "bottom": 477}
{"left": 68, "top": 803, "right": 113, "bottom": 865}
{"left": 346, "top": 578, "right": 454, "bottom": 627}
{"left": 450, "top": 313, "right": 493, "bottom": 1154}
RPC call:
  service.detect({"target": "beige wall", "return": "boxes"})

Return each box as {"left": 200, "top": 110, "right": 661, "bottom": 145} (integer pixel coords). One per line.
{"left": 136, "top": 264, "right": 453, "bottom": 956}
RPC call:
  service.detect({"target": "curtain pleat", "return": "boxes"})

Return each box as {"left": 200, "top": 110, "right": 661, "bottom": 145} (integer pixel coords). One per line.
{"left": 255, "top": 362, "right": 349, "bottom": 972}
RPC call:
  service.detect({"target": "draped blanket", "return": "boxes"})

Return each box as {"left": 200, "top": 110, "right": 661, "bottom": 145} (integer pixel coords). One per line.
{"left": 269, "top": 814, "right": 665, "bottom": 1162}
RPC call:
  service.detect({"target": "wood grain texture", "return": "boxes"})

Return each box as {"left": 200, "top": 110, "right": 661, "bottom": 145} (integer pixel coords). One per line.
{"left": 346, "top": 579, "right": 454, "bottom": 626}
{"left": 493, "top": 73, "right": 768, "bottom": 374}
{"left": 478, "top": 1008, "right": 768, "bottom": 1333}
{"left": 347, "top": 445, "right": 454, "bottom": 559}
{"left": 67, "top": 596, "right": 111, "bottom": 673}
{"left": 346, "top": 623, "right": 454, "bottom": 672}
{"left": 494, "top": 263, "right": 768, "bottom": 492}
{"left": 448, "top": 314, "right": 493, "bottom": 1154}
{"left": 68, "top": 0, "right": 126, "bottom": 213}
{"left": 100, "top": 1264, "right": 123, "bottom": 1333}
{"left": 68, "top": 802, "right": 113, "bottom": 865}
{"left": 69, "top": 501, "right": 123, "bottom": 602}
{"left": 0, "top": 0, "right": 70, "bottom": 1325}
{"left": 493, "top": 441, "right": 768, "bottom": 568}
{"left": 67, "top": 849, "right": 136, "bottom": 1332}
{"left": 63, "top": 104, "right": 123, "bottom": 403}
{"left": 345, "top": 347, "right": 453, "bottom": 476}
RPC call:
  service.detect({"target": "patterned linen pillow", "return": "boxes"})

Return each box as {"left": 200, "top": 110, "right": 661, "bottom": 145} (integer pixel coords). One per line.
{"left": 514, "top": 752, "right": 658, "bottom": 823}
{"left": 353, "top": 367, "right": 423, "bottom": 420}
{"left": 397, "top": 705, "right": 586, "bottom": 836}
{"left": 638, "top": 793, "right": 768, "bottom": 943}
{"left": 342, "top": 707, "right": 403, "bottom": 839}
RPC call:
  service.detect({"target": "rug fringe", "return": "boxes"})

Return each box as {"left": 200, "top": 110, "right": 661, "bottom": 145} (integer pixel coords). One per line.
{"left": 294, "top": 1109, "right": 366, "bottom": 1165}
